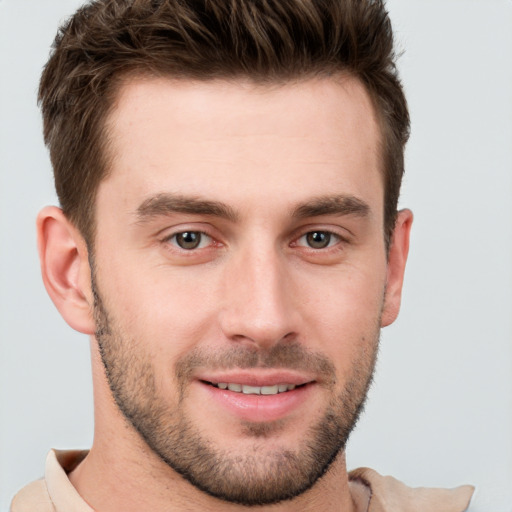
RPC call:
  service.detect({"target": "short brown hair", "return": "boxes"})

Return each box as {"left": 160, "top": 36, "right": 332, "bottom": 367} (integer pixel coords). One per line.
{"left": 39, "top": 0, "right": 409, "bottom": 247}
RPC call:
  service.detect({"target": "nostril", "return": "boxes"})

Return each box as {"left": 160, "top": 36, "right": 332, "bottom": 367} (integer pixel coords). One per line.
{"left": 227, "top": 331, "right": 298, "bottom": 350}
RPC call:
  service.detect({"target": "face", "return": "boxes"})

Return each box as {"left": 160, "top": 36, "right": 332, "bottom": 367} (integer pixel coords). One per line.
{"left": 91, "top": 76, "right": 396, "bottom": 505}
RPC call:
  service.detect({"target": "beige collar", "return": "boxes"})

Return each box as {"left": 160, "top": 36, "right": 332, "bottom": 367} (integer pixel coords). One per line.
{"left": 45, "top": 450, "right": 93, "bottom": 512}
{"left": 349, "top": 478, "right": 372, "bottom": 512}
{"left": 349, "top": 467, "right": 474, "bottom": 512}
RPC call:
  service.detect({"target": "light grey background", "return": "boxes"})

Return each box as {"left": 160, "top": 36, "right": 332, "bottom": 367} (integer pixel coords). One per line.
{"left": 1, "top": 0, "right": 511, "bottom": 509}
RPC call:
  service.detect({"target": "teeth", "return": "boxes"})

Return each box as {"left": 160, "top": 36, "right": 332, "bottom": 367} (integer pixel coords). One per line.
{"left": 261, "top": 385, "right": 278, "bottom": 395}
{"left": 214, "top": 383, "right": 298, "bottom": 395}
{"left": 243, "top": 385, "right": 261, "bottom": 394}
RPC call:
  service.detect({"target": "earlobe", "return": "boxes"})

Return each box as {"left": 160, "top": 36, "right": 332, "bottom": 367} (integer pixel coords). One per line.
{"left": 381, "top": 209, "right": 413, "bottom": 327}
{"left": 37, "top": 206, "right": 95, "bottom": 334}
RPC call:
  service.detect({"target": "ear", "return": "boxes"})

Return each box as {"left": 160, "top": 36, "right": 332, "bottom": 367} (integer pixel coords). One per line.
{"left": 381, "top": 209, "right": 413, "bottom": 327}
{"left": 37, "top": 206, "right": 95, "bottom": 334}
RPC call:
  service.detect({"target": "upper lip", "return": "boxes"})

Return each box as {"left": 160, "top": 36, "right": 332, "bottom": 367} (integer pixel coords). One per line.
{"left": 195, "top": 371, "right": 315, "bottom": 387}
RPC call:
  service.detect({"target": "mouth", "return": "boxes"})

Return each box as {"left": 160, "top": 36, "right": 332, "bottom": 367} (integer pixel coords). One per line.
{"left": 197, "top": 376, "right": 315, "bottom": 423}
{"left": 202, "top": 381, "right": 304, "bottom": 395}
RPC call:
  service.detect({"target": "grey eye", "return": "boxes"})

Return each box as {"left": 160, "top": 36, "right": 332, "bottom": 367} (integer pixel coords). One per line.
{"left": 305, "top": 231, "right": 332, "bottom": 249}
{"left": 175, "top": 231, "right": 203, "bottom": 250}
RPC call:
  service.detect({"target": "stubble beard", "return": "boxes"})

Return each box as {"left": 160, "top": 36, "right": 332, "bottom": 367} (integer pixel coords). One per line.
{"left": 92, "top": 277, "right": 379, "bottom": 506}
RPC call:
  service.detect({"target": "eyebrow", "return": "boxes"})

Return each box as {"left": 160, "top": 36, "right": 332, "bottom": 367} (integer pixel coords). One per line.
{"left": 135, "top": 193, "right": 239, "bottom": 222}
{"left": 292, "top": 194, "right": 370, "bottom": 219}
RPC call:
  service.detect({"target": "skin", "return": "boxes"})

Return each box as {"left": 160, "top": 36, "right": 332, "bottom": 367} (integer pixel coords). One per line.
{"left": 37, "top": 75, "right": 412, "bottom": 511}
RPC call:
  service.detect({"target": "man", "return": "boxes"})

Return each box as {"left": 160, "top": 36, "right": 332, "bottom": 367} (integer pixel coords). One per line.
{"left": 11, "top": 0, "right": 475, "bottom": 510}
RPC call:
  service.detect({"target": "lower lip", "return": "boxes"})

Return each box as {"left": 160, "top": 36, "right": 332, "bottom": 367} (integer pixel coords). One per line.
{"left": 199, "top": 381, "right": 314, "bottom": 423}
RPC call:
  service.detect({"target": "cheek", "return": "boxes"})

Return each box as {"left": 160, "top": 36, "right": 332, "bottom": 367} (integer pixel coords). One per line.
{"left": 100, "top": 261, "right": 222, "bottom": 353}
{"left": 296, "top": 265, "right": 385, "bottom": 366}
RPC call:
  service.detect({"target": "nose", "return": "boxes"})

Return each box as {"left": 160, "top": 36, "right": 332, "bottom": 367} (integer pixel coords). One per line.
{"left": 218, "top": 245, "right": 299, "bottom": 349}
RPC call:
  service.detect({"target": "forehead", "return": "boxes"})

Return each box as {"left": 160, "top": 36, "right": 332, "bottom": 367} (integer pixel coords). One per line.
{"left": 100, "top": 75, "right": 383, "bottom": 215}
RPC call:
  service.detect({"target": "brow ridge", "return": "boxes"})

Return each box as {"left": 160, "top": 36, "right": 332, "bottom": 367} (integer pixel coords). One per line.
{"left": 292, "top": 195, "right": 370, "bottom": 219}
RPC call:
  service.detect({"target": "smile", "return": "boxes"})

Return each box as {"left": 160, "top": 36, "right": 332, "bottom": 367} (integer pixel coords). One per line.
{"left": 207, "top": 382, "right": 299, "bottom": 395}
{"left": 199, "top": 377, "right": 315, "bottom": 422}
